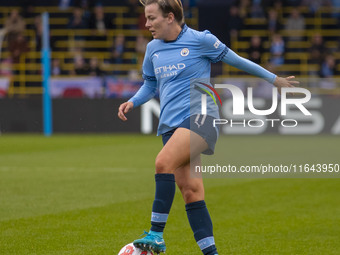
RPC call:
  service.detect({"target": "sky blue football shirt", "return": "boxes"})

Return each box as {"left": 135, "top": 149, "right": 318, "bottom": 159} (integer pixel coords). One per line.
{"left": 129, "top": 24, "right": 276, "bottom": 135}
{"left": 131, "top": 24, "right": 227, "bottom": 135}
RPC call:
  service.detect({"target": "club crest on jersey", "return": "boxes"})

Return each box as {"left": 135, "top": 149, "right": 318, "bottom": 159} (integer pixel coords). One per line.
{"left": 180, "top": 48, "right": 190, "bottom": 57}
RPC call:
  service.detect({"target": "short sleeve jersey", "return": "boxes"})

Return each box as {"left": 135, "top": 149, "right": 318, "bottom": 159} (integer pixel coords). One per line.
{"left": 143, "top": 24, "right": 228, "bottom": 135}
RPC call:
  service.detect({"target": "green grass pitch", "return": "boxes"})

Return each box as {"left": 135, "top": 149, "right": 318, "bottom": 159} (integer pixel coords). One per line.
{"left": 0, "top": 134, "right": 339, "bottom": 254}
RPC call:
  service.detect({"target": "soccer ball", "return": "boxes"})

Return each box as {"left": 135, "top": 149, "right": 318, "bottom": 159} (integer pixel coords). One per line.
{"left": 118, "top": 243, "right": 154, "bottom": 255}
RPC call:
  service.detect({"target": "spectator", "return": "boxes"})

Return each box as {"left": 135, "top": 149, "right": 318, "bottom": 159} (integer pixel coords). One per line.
{"left": 8, "top": 33, "right": 29, "bottom": 63}
{"left": 72, "top": 47, "right": 84, "bottom": 60}
{"left": 269, "top": 33, "right": 285, "bottom": 66}
{"left": 74, "top": 0, "right": 97, "bottom": 21}
{"left": 34, "top": 15, "right": 57, "bottom": 52}
{"left": 52, "top": 59, "right": 67, "bottom": 76}
{"left": 67, "top": 7, "right": 89, "bottom": 42}
{"left": 124, "top": 0, "right": 140, "bottom": 29}
{"left": 4, "top": 9, "right": 26, "bottom": 45}
{"left": 320, "top": 54, "right": 336, "bottom": 78}
{"left": 226, "top": 5, "right": 243, "bottom": 46}
{"left": 250, "top": 0, "right": 265, "bottom": 18}
{"left": 67, "top": 7, "right": 88, "bottom": 29}
{"left": 319, "top": 54, "right": 337, "bottom": 89}
{"left": 309, "top": 33, "right": 327, "bottom": 64}
{"left": 247, "top": 35, "right": 264, "bottom": 64}
{"left": 88, "top": 56, "right": 104, "bottom": 76}
{"left": 134, "top": 34, "right": 148, "bottom": 67}
{"left": 267, "top": 9, "right": 282, "bottom": 36}
{"left": 284, "top": 8, "right": 305, "bottom": 41}
{"left": 89, "top": 4, "right": 112, "bottom": 40}
{"left": 110, "top": 34, "right": 126, "bottom": 64}
{"left": 71, "top": 55, "right": 89, "bottom": 75}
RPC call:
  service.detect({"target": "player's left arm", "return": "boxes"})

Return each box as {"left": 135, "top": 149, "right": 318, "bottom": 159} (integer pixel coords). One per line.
{"left": 222, "top": 49, "right": 299, "bottom": 92}
{"left": 200, "top": 32, "right": 299, "bottom": 91}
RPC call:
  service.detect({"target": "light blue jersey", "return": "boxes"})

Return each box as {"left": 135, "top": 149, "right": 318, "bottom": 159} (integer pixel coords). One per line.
{"left": 130, "top": 24, "right": 227, "bottom": 135}
{"left": 129, "top": 24, "right": 276, "bottom": 135}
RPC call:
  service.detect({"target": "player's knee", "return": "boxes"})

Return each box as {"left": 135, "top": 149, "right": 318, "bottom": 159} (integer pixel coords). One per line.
{"left": 180, "top": 186, "right": 203, "bottom": 204}
{"left": 155, "top": 154, "right": 172, "bottom": 174}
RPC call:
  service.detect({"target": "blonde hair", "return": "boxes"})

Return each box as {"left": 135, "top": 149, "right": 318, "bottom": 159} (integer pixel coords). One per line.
{"left": 139, "top": 0, "right": 184, "bottom": 25}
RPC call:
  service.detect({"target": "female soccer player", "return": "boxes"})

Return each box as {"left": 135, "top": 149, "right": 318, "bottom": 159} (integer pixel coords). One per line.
{"left": 118, "top": 0, "right": 298, "bottom": 254}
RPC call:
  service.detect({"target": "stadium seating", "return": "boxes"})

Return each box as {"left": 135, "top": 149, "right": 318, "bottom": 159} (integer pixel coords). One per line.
{"left": 0, "top": 4, "right": 199, "bottom": 97}
{"left": 225, "top": 6, "right": 340, "bottom": 78}
{"left": 0, "top": 4, "right": 339, "bottom": 97}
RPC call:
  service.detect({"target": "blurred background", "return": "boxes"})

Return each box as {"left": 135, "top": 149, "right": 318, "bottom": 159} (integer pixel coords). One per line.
{"left": 1, "top": 2, "right": 339, "bottom": 254}
{"left": 0, "top": 0, "right": 339, "bottom": 133}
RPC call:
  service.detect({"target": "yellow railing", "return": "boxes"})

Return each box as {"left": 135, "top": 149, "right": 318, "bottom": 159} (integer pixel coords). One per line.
{"left": 2, "top": 5, "right": 340, "bottom": 95}
{"left": 0, "top": 4, "right": 199, "bottom": 96}
{"left": 227, "top": 6, "right": 340, "bottom": 78}
{"left": 0, "top": 5, "right": 200, "bottom": 93}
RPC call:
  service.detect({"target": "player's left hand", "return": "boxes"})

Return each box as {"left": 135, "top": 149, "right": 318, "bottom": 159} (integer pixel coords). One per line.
{"left": 273, "top": 76, "right": 300, "bottom": 94}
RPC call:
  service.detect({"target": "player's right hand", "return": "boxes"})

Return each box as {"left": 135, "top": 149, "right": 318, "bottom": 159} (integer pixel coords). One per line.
{"left": 118, "top": 101, "right": 134, "bottom": 121}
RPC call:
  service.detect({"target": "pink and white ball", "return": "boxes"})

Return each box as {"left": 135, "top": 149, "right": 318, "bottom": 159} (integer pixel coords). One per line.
{"left": 118, "top": 243, "right": 154, "bottom": 255}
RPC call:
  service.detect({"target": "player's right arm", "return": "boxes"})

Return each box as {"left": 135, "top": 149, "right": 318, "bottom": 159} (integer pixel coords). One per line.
{"left": 118, "top": 42, "right": 157, "bottom": 121}
{"left": 118, "top": 79, "right": 157, "bottom": 121}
